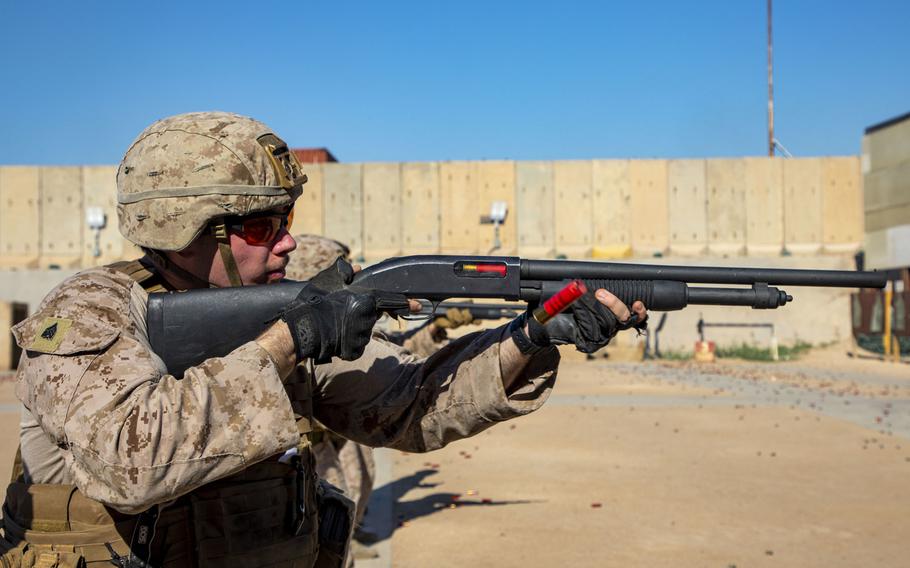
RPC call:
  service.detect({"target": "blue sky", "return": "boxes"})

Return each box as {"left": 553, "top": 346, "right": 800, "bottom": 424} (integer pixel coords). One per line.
{"left": 0, "top": 1, "right": 907, "bottom": 164}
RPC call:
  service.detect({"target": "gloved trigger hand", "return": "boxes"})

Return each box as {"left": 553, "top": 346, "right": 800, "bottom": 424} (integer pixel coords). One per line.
{"left": 280, "top": 281, "right": 379, "bottom": 364}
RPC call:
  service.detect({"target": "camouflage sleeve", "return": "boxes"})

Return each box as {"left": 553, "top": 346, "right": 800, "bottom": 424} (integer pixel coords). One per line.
{"left": 11, "top": 269, "right": 299, "bottom": 514}
{"left": 313, "top": 325, "right": 559, "bottom": 452}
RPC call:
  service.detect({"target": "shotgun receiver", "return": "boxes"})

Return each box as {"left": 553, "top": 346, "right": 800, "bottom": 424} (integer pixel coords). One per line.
{"left": 147, "top": 255, "right": 886, "bottom": 376}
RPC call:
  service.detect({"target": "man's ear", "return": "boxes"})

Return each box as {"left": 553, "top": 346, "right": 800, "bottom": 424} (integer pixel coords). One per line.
{"left": 174, "top": 232, "right": 218, "bottom": 260}
{"left": 166, "top": 233, "right": 218, "bottom": 284}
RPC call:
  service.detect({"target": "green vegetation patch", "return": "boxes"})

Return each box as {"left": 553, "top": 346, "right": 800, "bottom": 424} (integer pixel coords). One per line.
{"left": 659, "top": 349, "right": 693, "bottom": 361}
{"left": 716, "top": 341, "right": 813, "bottom": 362}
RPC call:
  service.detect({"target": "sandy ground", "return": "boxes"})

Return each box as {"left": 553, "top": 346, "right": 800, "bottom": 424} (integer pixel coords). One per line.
{"left": 0, "top": 344, "right": 907, "bottom": 567}
{"left": 359, "top": 345, "right": 909, "bottom": 568}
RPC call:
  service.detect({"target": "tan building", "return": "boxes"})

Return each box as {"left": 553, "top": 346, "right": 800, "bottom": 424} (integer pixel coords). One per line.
{"left": 861, "top": 111, "right": 910, "bottom": 271}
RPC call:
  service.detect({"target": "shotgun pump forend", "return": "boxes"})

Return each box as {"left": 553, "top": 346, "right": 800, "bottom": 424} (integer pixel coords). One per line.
{"left": 146, "top": 255, "right": 886, "bottom": 377}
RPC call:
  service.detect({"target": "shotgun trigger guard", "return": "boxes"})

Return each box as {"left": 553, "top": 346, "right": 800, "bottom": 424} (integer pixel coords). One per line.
{"left": 393, "top": 299, "right": 439, "bottom": 321}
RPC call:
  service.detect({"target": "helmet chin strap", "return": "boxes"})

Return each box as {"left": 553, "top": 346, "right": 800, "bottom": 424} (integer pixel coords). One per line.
{"left": 210, "top": 220, "right": 244, "bottom": 287}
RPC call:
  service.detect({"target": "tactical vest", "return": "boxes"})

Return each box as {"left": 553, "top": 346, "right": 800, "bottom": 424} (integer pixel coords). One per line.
{"left": 0, "top": 259, "right": 334, "bottom": 568}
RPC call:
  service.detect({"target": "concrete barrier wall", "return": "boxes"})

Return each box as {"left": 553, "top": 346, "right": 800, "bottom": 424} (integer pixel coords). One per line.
{"left": 322, "top": 163, "right": 363, "bottom": 259}
{"left": 668, "top": 159, "right": 707, "bottom": 255}
{"left": 629, "top": 159, "right": 669, "bottom": 256}
{"left": 477, "top": 161, "right": 517, "bottom": 255}
{"left": 363, "top": 162, "right": 402, "bottom": 260}
{"left": 400, "top": 162, "right": 440, "bottom": 255}
{"left": 592, "top": 160, "right": 631, "bottom": 256}
{"left": 554, "top": 160, "right": 593, "bottom": 257}
{"left": 821, "top": 157, "right": 863, "bottom": 252}
{"left": 0, "top": 157, "right": 863, "bottom": 269}
{"left": 296, "top": 163, "right": 324, "bottom": 235}
{"left": 516, "top": 161, "right": 555, "bottom": 257}
{"left": 439, "top": 161, "right": 479, "bottom": 254}
{"left": 0, "top": 167, "right": 41, "bottom": 268}
{"left": 39, "top": 167, "right": 84, "bottom": 268}
{"left": 706, "top": 159, "right": 747, "bottom": 256}
{"left": 783, "top": 158, "right": 824, "bottom": 255}
{"left": 744, "top": 157, "right": 784, "bottom": 256}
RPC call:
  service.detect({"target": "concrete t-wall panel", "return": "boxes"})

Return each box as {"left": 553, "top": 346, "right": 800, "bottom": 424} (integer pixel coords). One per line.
{"left": 744, "top": 158, "right": 784, "bottom": 256}
{"left": 362, "top": 163, "right": 402, "bottom": 261}
{"left": 439, "top": 161, "right": 479, "bottom": 253}
{"left": 401, "top": 162, "right": 440, "bottom": 254}
{"left": 783, "top": 158, "right": 823, "bottom": 254}
{"left": 81, "top": 166, "right": 133, "bottom": 267}
{"left": 516, "top": 161, "right": 555, "bottom": 257}
{"left": 592, "top": 160, "right": 631, "bottom": 248}
{"left": 39, "top": 167, "right": 83, "bottom": 268}
{"left": 553, "top": 160, "right": 593, "bottom": 257}
{"left": 476, "top": 161, "right": 517, "bottom": 255}
{"left": 822, "top": 157, "right": 862, "bottom": 252}
{"left": 0, "top": 167, "right": 41, "bottom": 268}
{"left": 297, "top": 163, "right": 324, "bottom": 235}
{"left": 706, "top": 159, "right": 747, "bottom": 255}
{"left": 667, "top": 159, "right": 707, "bottom": 255}
{"left": 322, "top": 163, "right": 363, "bottom": 259}
{"left": 628, "top": 160, "right": 669, "bottom": 256}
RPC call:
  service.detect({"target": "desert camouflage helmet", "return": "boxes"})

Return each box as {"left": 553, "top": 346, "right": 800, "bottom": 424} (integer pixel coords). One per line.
{"left": 285, "top": 234, "right": 351, "bottom": 281}
{"left": 116, "top": 111, "right": 306, "bottom": 251}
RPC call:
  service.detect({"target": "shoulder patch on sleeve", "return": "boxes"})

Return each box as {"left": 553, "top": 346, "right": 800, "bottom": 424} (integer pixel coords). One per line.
{"left": 29, "top": 317, "right": 74, "bottom": 353}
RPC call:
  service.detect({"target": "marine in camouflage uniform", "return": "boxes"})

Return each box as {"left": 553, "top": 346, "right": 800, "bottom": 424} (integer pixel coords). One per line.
{"left": 1, "top": 112, "right": 645, "bottom": 568}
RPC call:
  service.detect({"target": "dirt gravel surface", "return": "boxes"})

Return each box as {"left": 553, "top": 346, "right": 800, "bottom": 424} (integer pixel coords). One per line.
{"left": 361, "top": 346, "right": 909, "bottom": 567}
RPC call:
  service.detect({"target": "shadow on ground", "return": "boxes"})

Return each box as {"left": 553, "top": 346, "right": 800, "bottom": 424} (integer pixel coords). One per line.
{"left": 359, "top": 468, "right": 539, "bottom": 543}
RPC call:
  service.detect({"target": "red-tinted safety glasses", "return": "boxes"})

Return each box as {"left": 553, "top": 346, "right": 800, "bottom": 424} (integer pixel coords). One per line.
{"left": 226, "top": 209, "right": 294, "bottom": 246}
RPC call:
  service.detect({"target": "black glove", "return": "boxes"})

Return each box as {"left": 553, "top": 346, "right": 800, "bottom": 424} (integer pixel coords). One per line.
{"left": 280, "top": 260, "right": 379, "bottom": 364}
{"left": 523, "top": 292, "right": 647, "bottom": 354}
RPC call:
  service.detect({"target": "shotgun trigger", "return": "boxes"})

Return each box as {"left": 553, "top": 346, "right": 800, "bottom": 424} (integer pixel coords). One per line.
{"left": 372, "top": 291, "right": 411, "bottom": 315}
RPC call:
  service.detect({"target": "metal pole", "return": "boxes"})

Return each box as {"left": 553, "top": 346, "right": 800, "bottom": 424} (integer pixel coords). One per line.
{"left": 767, "top": 0, "right": 775, "bottom": 157}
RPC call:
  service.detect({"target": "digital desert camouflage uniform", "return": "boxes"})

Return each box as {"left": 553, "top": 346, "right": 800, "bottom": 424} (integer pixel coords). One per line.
{"left": 0, "top": 112, "right": 560, "bottom": 568}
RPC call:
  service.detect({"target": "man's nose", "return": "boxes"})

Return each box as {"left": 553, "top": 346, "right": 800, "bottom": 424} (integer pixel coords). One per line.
{"left": 274, "top": 230, "right": 297, "bottom": 254}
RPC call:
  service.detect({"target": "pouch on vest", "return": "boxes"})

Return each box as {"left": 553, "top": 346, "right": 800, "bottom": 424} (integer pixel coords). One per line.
{"left": 313, "top": 479, "right": 354, "bottom": 568}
